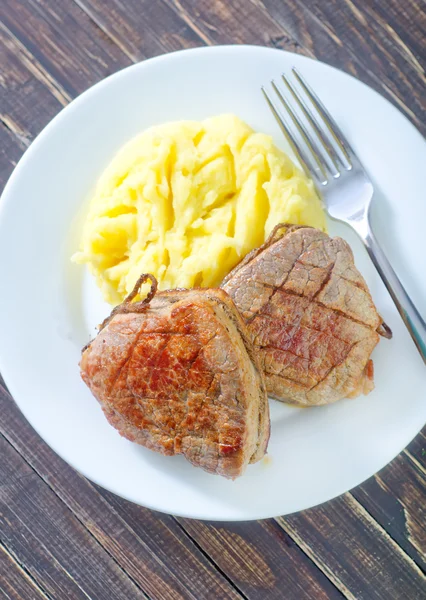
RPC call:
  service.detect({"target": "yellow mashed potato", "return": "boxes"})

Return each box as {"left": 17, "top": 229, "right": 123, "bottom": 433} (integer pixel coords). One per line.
{"left": 74, "top": 115, "right": 326, "bottom": 304}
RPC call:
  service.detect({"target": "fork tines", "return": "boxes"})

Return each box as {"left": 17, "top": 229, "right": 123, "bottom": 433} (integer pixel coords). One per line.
{"left": 262, "top": 68, "right": 354, "bottom": 186}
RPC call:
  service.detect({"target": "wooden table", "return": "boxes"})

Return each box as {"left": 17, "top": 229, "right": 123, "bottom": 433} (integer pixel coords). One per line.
{"left": 1, "top": 1, "right": 425, "bottom": 598}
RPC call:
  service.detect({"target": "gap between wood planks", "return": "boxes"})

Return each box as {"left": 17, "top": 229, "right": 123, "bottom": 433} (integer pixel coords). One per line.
{"left": 171, "top": 517, "right": 346, "bottom": 599}
{"left": 0, "top": 368, "right": 425, "bottom": 599}
{"left": 0, "top": 437, "right": 152, "bottom": 600}
{"left": 0, "top": 541, "right": 52, "bottom": 600}
{"left": 275, "top": 499, "right": 425, "bottom": 598}
{"left": 1, "top": 2, "right": 425, "bottom": 596}
{"left": 0, "top": 21, "right": 71, "bottom": 106}
{"left": 167, "top": 519, "right": 251, "bottom": 600}
{"left": 353, "top": 449, "right": 426, "bottom": 569}
{"left": 71, "top": 0, "right": 140, "bottom": 63}
{"left": 405, "top": 448, "right": 426, "bottom": 477}
{"left": 253, "top": 0, "right": 425, "bottom": 131}
{"left": 1, "top": 0, "right": 424, "bottom": 133}
{"left": 0, "top": 384, "right": 342, "bottom": 600}
{"left": 0, "top": 387, "right": 248, "bottom": 598}
{"left": 61, "top": 0, "right": 425, "bottom": 132}
{"left": 0, "top": 432, "right": 153, "bottom": 600}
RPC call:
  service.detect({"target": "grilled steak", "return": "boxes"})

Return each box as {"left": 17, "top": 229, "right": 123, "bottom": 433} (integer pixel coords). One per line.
{"left": 222, "top": 224, "right": 390, "bottom": 407}
{"left": 80, "top": 275, "right": 270, "bottom": 479}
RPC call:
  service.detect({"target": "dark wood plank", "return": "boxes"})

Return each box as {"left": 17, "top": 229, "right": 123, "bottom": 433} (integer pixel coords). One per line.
{"left": 0, "top": 433, "right": 148, "bottom": 600}
{"left": 0, "top": 21, "right": 66, "bottom": 136}
{"left": 258, "top": 0, "right": 425, "bottom": 134}
{"left": 406, "top": 429, "right": 426, "bottom": 471}
{"left": 0, "top": 371, "right": 350, "bottom": 600}
{"left": 174, "top": 518, "right": 344, "bottom": 599}
{"left": 0, "top": 19, "right": 70, "bottom": 107}
{"left": 0, "top": 384, "right": 244, "bottom": 600}
{"left": 159, "top": 0, "right": 425, "bottom": 135}
{"left": 1, "top": 0, "right": 132, "bottom": 97}
{"left": 1, "top": 307, "right": 423, "bottom": 600}
{"left": 0, "top": 20, "right": 67, "bottom": 190}
{"left": 1, "top": 0, "right": 206, "bottom": 102}
{"left": 0, "top": 123, "right": 26, "bottom": 193}
{"left": 349, "top": 0, "right": 426, "bottom": 74}
{"left": 352, "top": 451, "right": 426, "bottom": 570}
{"left": 277, "top": 494, "right": 426, "bottom": 600}
{"left": 354, "top": 0, "right": 426, "bottom": 61}
{"left": 1, "top": 2, "right": 426, "bottom": 598}
{"left": 73, "top": 0, "right": 204, "bottom": 59}
{"left": 0, "top": 0, "right": 205, "bottom": 185}
{"left": 165, "top": 0, "right": 415, "bottom": 116}
{"left": 92, "top": 488, "right": 251, "bottom": 600}
{"left": 0, "top": 543, "right": 49, "bottom": 600}
{"left": 163, "top": 0, "right": 296, "bottom": 49}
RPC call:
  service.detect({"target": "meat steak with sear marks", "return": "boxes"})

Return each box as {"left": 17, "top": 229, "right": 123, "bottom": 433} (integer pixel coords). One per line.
{"left": 80, "top": 275, "right": 270, "bottom": 479}
{"left": 222, "top": 224, "right": 390, "bottom": 407}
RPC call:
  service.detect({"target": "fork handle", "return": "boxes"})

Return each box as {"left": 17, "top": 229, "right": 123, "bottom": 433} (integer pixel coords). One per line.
{"left": 361, "top": 223, "right": 426, "bottom": 365}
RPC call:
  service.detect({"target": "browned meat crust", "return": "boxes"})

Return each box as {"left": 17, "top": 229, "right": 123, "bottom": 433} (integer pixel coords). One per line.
{"left": 223, "top": 224, "right": 390, "bottom": 406}
{"left": 80, "top": 275, "right": 270, "bottom": 479}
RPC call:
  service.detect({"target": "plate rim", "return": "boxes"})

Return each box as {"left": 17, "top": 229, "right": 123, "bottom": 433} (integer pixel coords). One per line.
{"left": 0, "top": 43, "right": 425, "bottom": 521}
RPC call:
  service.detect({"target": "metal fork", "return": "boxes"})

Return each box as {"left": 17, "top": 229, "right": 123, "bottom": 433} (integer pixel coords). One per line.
{"left": 262, "top": 68, "right": 426, "bottom": 364}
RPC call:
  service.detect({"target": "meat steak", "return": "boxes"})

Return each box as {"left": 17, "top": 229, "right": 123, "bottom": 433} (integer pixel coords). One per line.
{"left": 222, "top": 224, "right": 390, "bottom": 406}
{"left": 80, "top": 275, "right": 270, "bottom": 479}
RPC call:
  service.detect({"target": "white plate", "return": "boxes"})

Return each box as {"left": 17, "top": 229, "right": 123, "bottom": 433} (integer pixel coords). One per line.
{"left": 0, "top": 45, "right": 425, "bottom": 521}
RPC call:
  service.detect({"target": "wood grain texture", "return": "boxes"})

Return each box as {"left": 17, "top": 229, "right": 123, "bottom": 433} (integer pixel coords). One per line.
{"left": 0, "top": 21, "right": 65, "bottom": 189}
{"left": 0, "top": 433, "right": 148, "bottom": 600}
{"left": 164, "top": 0, "right": 292, "bottom": 48}
{"left": 0, "top": 123, "right": 26, "bottom": 193}
{"left": 352, "top": 452, "right": 426, "bottom": 570}
{"left": 1, "top": 0, "right": 131, "bottom": 97}
{"left": 0, "top": 386, "right": 244, "bottom": 600}
{"left": 406, "top": 429, "right": 426, "bottom": 471}
{"left": 73, "top": 0, "right": 204, "bottom": 60}
{"left": 0, "top": 543, "right": 49, "bottom": 600}
{"left": 0, "top": 22, "right": 64, "bottom": 137}
{"left": 277, "top": 495, "right": 426, "bottom": 600}
{"left": 257, "top": 0, "right": 426, "bottom": 134}
{"left": 369, "top": 0, "right": 425, "bottom": 59}
{"left": 1, "top": 338, "right": 425, "bottom": 600}
{"left": 1, "top": 0, "right": 426, "bottom": 598}
{"left": 349, "top": 0, "right": 426, "bottom": 74}
{"left": 0, "top": 374, "right": 6, "bottom": 390}
{"left": 0, "top": 19, "right": 70, "bottom": 108}
{"left": 175, "top": 518, "right": 344, "bottom": 599}
{"left": 0, "top": 0, "right": 205, "bottom": 186}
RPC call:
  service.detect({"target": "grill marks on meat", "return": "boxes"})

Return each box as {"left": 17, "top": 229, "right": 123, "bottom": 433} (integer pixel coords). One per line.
{"left": 80, "top": 286, "right": 270, "bottom": 479}
{"left": 223, "top": 225, "right": 386, "bottom": 406}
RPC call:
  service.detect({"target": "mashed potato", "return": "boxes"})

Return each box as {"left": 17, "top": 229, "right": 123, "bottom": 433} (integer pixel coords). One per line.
{"left": 74, "top": 115, "right": 326, "bottom": 304}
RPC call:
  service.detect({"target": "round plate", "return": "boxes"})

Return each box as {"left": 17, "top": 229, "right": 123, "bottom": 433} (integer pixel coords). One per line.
{"left": 0, "top": 45, "right": 425, "bottom": 521}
